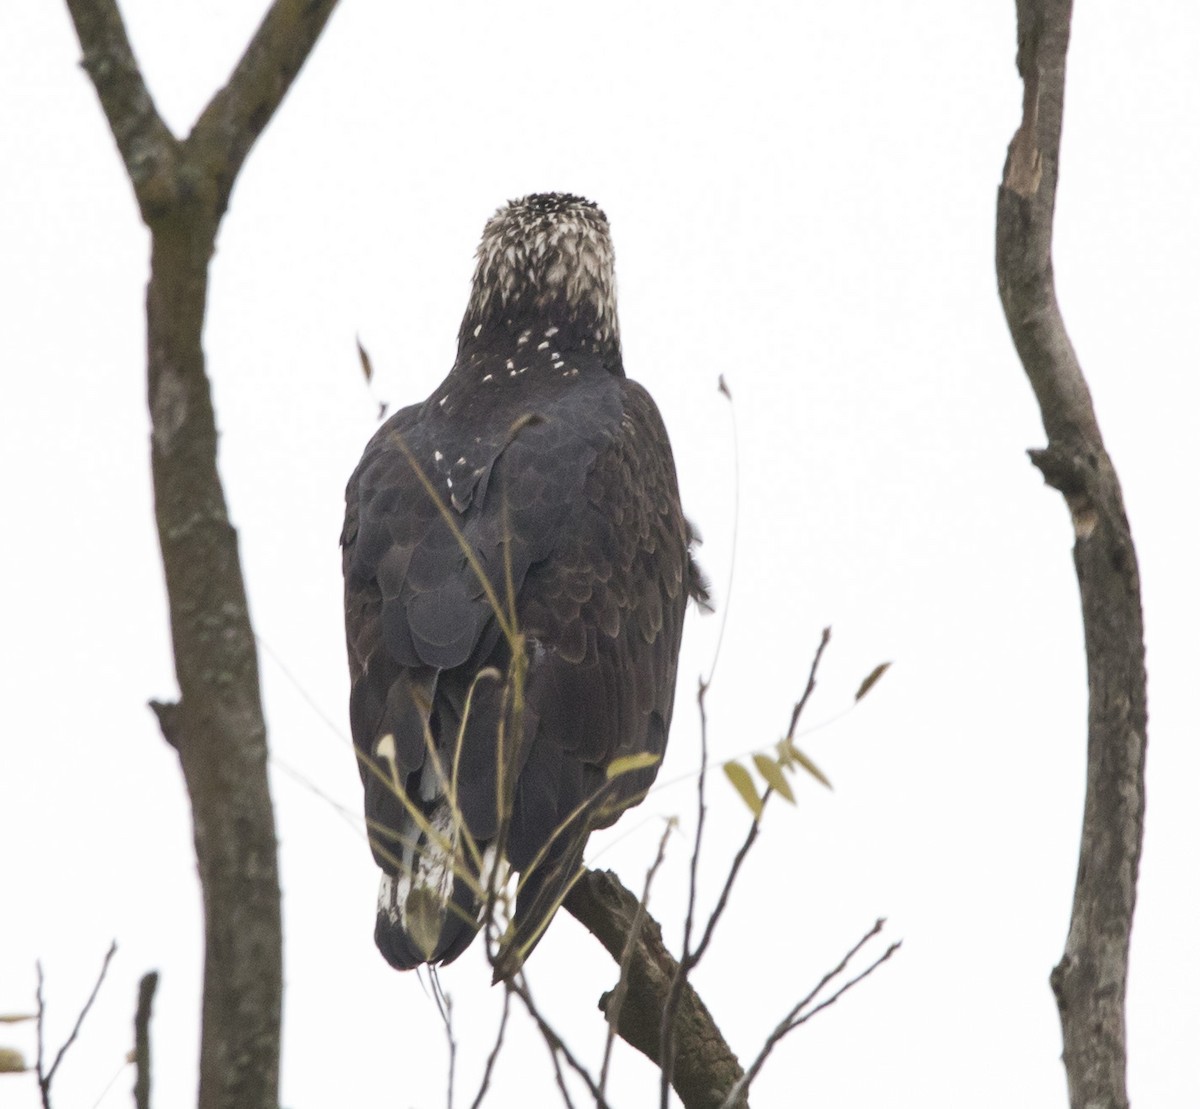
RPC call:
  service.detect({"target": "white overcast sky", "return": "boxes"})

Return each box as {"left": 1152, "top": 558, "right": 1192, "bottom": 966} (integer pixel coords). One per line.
{"left": 2, "top": 3, "right": 1197, "bottom": 1107}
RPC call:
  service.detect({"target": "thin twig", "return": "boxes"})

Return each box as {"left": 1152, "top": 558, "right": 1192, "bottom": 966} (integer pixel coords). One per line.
{"left": 720, "top": 921, "right": 900, "bottom": 1108}
{"left": 257, "top": 635, "right": 353, "bottom": 747}
{"left": 696, "top": 628, "right": 837, "bottom": 965}
{"left": 544, "top": 1044, "right": 574, "bottom": 1109}
{"left": 779, "top": 919, "right": 885, "bottom": 1025}
{"left": 35, "top": 963, "right": 46, "bottom": 1108}
{"left": 468, "top": 989, "right": 511, "bottom": 1109}
{"left": 660, "top": 627, "right": 831, "bottom": 1106}
{"left": 89, "top": 1059, "right": 131, "bottom": 1109}
{"left": 781, "top": 941, "right": 900, "bottom": 1033}
{"left": 432, "top": 976, "right": 456, "bottom": 1109}
{"left": 658, "top": 677, "right": 712, "bottom": 1106}
{"left": 786, "top": 625, "right": 832, "bottom": 742}
{"left": 506, "top": 974, "right": 609, "bottom": 1109}
{"left": 653, "top": 374, "right": 741, "bottom": 1100}
{"left": 704, "top": 374, "right": 740, "bottom": 689}
{"left": 690, "top": 800, "right": 764, "bottom": 964}
{"left": 36, "top": 940, "right": 118, "bottom": 1108}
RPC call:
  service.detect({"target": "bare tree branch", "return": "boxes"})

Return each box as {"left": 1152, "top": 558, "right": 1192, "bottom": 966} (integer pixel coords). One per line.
{"left": 190, "top": 0, "right": 342, "bottom": 217}
{"left": 35, "top": 940, "right": 118, "bottom": 1108}
{"left": 505, "top": 974, "right": 605, "bottom": 1109}
{"left": 134, "top": 971, "right": 159, "bottom": 1109}
{"left": 785, "top": 626, "right": 831, "bottom": 742}
{"left": 995, "top": 3, "right": 1148, "bottom": 1107}
{"left": 658, "top": 676, "right": 715, "bottom": 1106}
{"left": 427, "top": 972, "right": 458, "bottom": 1109}
{"left": 720, "top": 921, "right": 900, "bottom": 1108}
{"left": 688, "top": 800, "right": 762, "bottom": 968}
{"left": 61, "top": 0, "right": 180, "bottom": 218}
{"left": 63, "top": 3, "right": 341, "bottom": 1108}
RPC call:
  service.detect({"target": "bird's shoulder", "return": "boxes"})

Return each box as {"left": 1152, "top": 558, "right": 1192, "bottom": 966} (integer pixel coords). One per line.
{"left": 346, "top": 354, "right": 618, "bottom": 535}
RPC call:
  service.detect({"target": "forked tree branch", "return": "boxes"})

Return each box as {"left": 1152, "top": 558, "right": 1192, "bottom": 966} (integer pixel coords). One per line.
{"left": 35, "top": 941, "right": 118, "bottom": 1109}
{"left": 995, "top": 3, "right": 1148, "bottom": 1107}
{"left": 63, "top": 3, "right": 340, "bottom": 1108}
{"left": 190, "top": 0, "right": 343, "bottom": 216}
{"left": 720, "top": 921, "right": 899, "bottom": 1109}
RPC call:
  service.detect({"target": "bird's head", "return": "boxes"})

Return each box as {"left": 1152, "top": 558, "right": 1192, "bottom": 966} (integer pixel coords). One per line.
{"left": 459, "top": 193, "right": 620, "bottom": 362}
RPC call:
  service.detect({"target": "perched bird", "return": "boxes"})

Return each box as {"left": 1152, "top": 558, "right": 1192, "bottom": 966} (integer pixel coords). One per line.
{"left": 342, "top": 193, "right": 707, "bottom": 976}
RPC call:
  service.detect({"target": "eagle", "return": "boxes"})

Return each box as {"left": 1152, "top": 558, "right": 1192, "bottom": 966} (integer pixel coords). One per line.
{"left": 342, "top": 193, "right": 707, "bottom": 976}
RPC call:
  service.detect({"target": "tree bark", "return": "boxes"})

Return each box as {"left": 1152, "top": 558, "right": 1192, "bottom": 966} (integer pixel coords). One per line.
{"left": 565, "top": 869, "right": 748, "bottom": 1109}
{"left": 63, "top": 3, "right": 340, "bottom": 1107}
{"left": 134, "top": 971, "right": 159, "bottom": 1109}
{"left": 995, "top": 4, "right": 1149, "bottom": 1107}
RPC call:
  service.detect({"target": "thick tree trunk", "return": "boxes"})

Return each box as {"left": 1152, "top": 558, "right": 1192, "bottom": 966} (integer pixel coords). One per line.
{"left": 995, "top": 3, "right": 1149, "bottom": 1106}
{"left": 146, "top": 213, "right": 282, "bottom": 1109}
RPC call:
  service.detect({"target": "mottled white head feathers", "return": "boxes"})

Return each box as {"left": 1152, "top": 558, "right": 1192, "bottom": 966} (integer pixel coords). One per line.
{"left": 462, "top": 193, "right": 620, "bottom": 351}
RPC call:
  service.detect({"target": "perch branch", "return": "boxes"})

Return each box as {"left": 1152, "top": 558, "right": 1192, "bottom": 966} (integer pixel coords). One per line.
{"left": 565, "top": 869, "right": 746, "bottom": 1109}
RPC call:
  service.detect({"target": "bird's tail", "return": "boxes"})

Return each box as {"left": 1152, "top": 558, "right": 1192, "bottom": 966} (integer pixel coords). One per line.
{"left": 374, "top": 805, "right": 484, "bottom": 970}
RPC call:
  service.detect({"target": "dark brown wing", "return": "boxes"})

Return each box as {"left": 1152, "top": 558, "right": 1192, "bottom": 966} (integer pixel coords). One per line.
{"left": 493, "top": 379, "right": 691, "bottom": 969}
